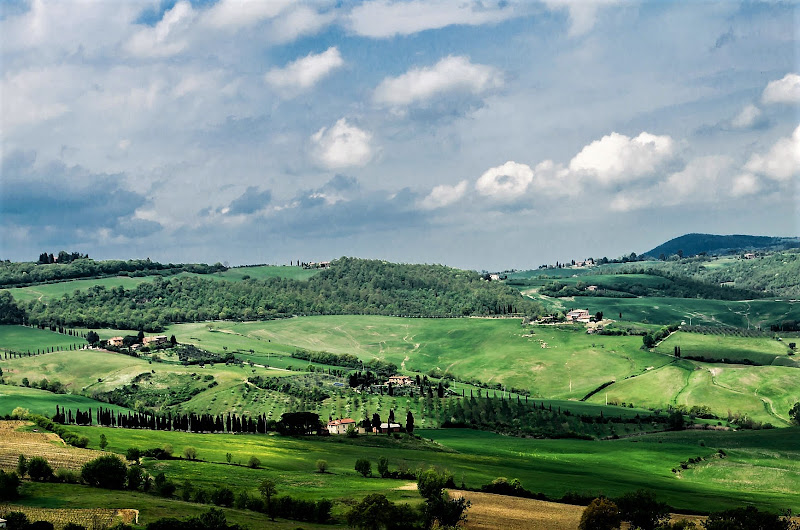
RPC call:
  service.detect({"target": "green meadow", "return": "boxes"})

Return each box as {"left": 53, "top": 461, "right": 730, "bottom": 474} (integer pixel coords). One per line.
{"left": 0, "top": 325, "right": 86, "bottom": 354}
{"left": 4, "top": 276, "right": 156, "bottom": 303}
{"left": 0, "top": 385, "right": 130, "bottom": 417}
{"left": 57, "top": 424, "right": 800, "bottom": 514}
{"left": 656, "top": 331, "right": 798, "bottom": 366}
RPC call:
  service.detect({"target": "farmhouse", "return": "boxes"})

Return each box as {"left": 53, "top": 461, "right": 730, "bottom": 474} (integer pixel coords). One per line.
{"left": 388, "top": 375, "right": 413, "bottom": 386}
{"left": 107, "top": 337, "right": 124, "bottom": 347}
{"left": 374, "top": 422, "right": 402, "bottom": 434}
{"left": 744, "top": 253, "right": 756, "bottom": 259}
{"left": 566, "top": 309, "right": 591, "bottom": 323}
{"left": 327, "top": 418, "right": 357, "bottom": 435}
{"left": 143, "top": 335, "right": 168, "bottom": 347}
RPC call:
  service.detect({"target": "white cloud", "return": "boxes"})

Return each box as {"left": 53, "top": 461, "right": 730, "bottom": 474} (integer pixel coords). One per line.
{"left": 475, "top": 161, "right": 533, "bottom": 201}
{"left": 568, "top": 131, "right": 675, "bottom": 184}
{"left": 730, "top": 173, "right": 761, "bottom": 197}
{"left": 265, "top": 47, "right": 344, "bottom": 94}
{"left": 374, "top": 56, "right": 502, "bottom": 107}
{"left": 744, "top": 124, "right": 800, "bottom": 182}
{"left": 762, "top": 73, "right": 800, "bottom": 104}
{"left": 201, "top": 0, "right": 293, "bottom": 29}
{"left": 125, "top": 1, "right": 195, "bottom": 58}
{"left": 270, "top": 6, "right": 336, "bottom": 43}
{"left": 346, "top": 0, "right": 518, "bottom": 38}
{"left": 544, "top": 0, "right": 618, "bottom": 37}
{"left": 310, "top": 119, "right": 373, "bottom": 169}
{"left": 731, "top": 104, "right": 763, "bottom": 129}
{"left": 420, "top": 180, "right": 468, "bottom": 210}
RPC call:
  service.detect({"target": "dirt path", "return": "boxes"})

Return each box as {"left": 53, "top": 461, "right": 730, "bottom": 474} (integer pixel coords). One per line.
{"left": 707, "top": 368, "right": 785, "bottom": 424}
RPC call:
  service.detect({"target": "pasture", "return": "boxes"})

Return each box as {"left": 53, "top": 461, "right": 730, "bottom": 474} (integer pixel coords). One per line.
{"left": 168, "top": 317, "right": 670, "bottom": 399}
{"left": 4, "top": 276, "right": 155, "bottom": 303}
{"left": 656, "top": 331, "right": 798, "bottom": 367}
{"left": 0, "top": 385, "right": 130, "bottom": 417}
{"left": 0, "top": 325, "right": 86, "bottom": 355}
{"left": 59, "top": 424, "right": 800, "bottom": 514}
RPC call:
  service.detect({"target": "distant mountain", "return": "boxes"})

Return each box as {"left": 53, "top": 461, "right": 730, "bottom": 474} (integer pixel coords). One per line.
{"left": 643, "top": 233, "right": 800, "bottom": 258}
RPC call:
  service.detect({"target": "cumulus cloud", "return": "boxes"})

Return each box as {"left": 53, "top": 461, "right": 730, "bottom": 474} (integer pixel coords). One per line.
{"left": 201, "top": 0, "right": 293, "bottom": 29}
{"left": 125, "top": 1, "right": 195, "bottom": 58}
{"left": 265, "top": 47, "right": 344, "bottom": 94}
{"left": 475, "top": 161, "right": 534, "bottom": 201}
{"left": 730, "top": 173, "right": 761, "bottom": 197}
{"left": 419, "top": 180, "right": 468, "bottom": 210}
{"left": 744, "top": 124, "right": 800, "bottom": 182}
{"left": 544, "top": 0, "right": 618, "bottom": 37}
{"left": 374, "top": 56, "right": 502, "bottom": 107}
{"left": 762, "top": 73, "right": 800, "bottom": 104}
{"left": 346, "top": 0, "right": 518, "bottom": 38}
{"left": 568, "top": 131, "right": 675, "bottom": 184}
{"left": 731, "top": 104, "right": 763, "bottom": 129}
{"left": 310, "top": 119, "right": 373, "bottom": 169}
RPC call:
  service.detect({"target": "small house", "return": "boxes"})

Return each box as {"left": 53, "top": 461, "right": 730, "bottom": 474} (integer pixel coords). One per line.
{"left": 327, "top": 418, "right": 356, "bottom": 435}
{"left": 143, "top": 335, "right": 168, "bottom": 347}
{"left": 388, "top": 375, "right": 413, "bottom": 386}
{"left": 374, "top": 422, "right": 402, "bottom": 434}
{"left": 107, "top": 337, "right": 124, "bottom": 347}
{"left": 566, "top": 309, "right": 591, "bottom": 323}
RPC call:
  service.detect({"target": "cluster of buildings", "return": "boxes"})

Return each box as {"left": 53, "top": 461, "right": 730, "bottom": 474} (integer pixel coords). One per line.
{"left": 106, "top": 335, "right": 168, "bottom": 349}
{"left": 326, "top": 418, "right": 401, "bottom": 435}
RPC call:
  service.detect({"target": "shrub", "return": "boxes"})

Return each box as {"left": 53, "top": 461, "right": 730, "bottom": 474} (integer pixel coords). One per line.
{"left": 55, "top": 468, "right": 80, "bottom": 484}
{"left": 27, "top": 456, "right": 54, "bottom": 482}
{"left": 355, "top": 458, "right": 371, "bottom": 477}
{"left": 126, "top": 466, "right": 148, "bottom": 491}
{"left": 183, "top": 447, "right": 198, "bottom": 460}
{"left": 211, "top": 487, "right": 235, "bottom": 507}
{"left": 579, "top": 497, "right": 621, "bottom": 530}
{"left": 615, "top": 489, "right": 670, "bottom": 530}
{"left": 125, "top": 447, "right": 142, "bottom": 462}
{"left": 16, "top": 454, "right": 27, "bottom": 478}
{"left": 247, "top": 456, "right": 261, "bottom": 469}
{"left": 81, "top": 455, "right": 127, "bottom": 489}
{"left": 377, "top": 456, "right": 389, "bottom": 478}
{"left": 316, "top": 459, "right": 328, "bottom": 473}
{"left": 0, "top": 470, "right": 20, "bottom": 501}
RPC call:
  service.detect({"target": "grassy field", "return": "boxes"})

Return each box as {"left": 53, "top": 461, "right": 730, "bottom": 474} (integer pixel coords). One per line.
{"left": 57, "top": 424, "right": 800, "bottom": 514}
{"left": 0, "top": 325, "right": 86, "bottom": 354}
{"left": 656, "top": 332, "right": 798, "bottom": 367}
{"left": 4, "top": 276, "right": 156, "bottom": 303}
{"left": 168, "top": 317, "right": 671, "bottom": 400}
{"left": 0, "top": 385, "right": 130, "bottom": 417}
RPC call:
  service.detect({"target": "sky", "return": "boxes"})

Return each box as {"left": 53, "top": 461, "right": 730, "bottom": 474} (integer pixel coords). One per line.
{"left": 1, "top": 0, "right": 798, "bottom": 271}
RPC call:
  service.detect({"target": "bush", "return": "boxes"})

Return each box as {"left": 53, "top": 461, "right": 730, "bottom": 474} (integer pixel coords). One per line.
{"left": 355, "top": 458, "right": 371, "bottom": 477}
{"left": 27, "top": 456, "right": 54, "bottom": 482}
{"left": 3, "top": 512, "right": 29, "bottom": 530}
{"left": 183, "top": 447, "right": 198, "bottom": 460}
{"left": 316, "top": 459, "right": 328, "bottom": 473}
{"left": 55, "top": 468, "right": 81, "bottom": 484}
{"left": 126, "top": 466, "right": 148, "bottom": 491}
{"left": 377, "top": 456, "right": 389, "bottom": 478}
{"left": 0, "top": 470, "right": 20, "bottom": 500}
{"left": 247, "top": 456, "right": 261, "bottom": 469}
{"left": 615, "top": 490, "right": 669, "bottom": 530}
{"left": 125, "top": 447, "right": 142, "bottom": 462}
{"left": 211, "top": 487, "right": 235, "bottom": 507}
{"left": 579, "top": 497, "right": 621, "bottom": 530}
{"left": 81, "top": 455, "right": 127, "bottom": 489}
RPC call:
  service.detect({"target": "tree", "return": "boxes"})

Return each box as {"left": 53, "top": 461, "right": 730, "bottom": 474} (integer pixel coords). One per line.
{"left": 316, "top": 459, "right": 328, "bottom": 473}
{"left": 406, "top": 410, "right": 414, "bottom": 434}
{"left": 211, "top": 486, "right": 235, "bottom": 507}
{"left": 579, "top": 497, "right": 621, "bottom": 530}
{"left": 125, "top": 447, "right": 142, "bottom": 462}
{"left": 704, "top": 506, "right": 794, "bottom": 530}
{"left": 616, "top": 490, "right": 670, "bottom": 530}
{"left": 225, "top": 452, "right": 232, "bottom": 464}
{"left": 790, "top": 402, "right": 800, "bottom": 426}
{"left": 667, "top": 410, "right": 685, "bottom": 431}
{"left": 372, "top": 413, "right": 381, "bottom": 434}
{"left": 247, "top": 456, "right": 261, "bottom": 469}
{"left": 259, "top": 479, "right": 277, "bottom": 521}
{"left": 27, "top": 456, "right": 54, "bottom": 482}
{"left": 86, "top": 331, "right": 100, "bottom": 346}
{"left": 377, "top": 456, "right": 389, "bottom": 478}
{"left": 81, "top": 455, "right": 127, "bottom": 489}
{"left": 16, "top": 454, "right": 27, "bottom": 478}
{"left": 126, "top": 465, "right": 147, "bottom": 491}
{"left": 170, "top": 335, "right": 177, "bottom": 346}
{"left": 183, "top": 447, "right": 198, "bottom": 460}
{"left": 642, "top": 334, "right": 656, "bottom": 348}
{"left": 99, "top": 434, "right": 108, "bottom": 450}
{"left": 417, "top": 468, "right": 468, "bottom": 528}
{"left": 345, "top": 493, "right": 396, "bottom": 530}
{"left": 355, "top": 458, "right": 372, "bottom": 477}
{"left": 0, "top": 470, "right": 20, "bottom": 501}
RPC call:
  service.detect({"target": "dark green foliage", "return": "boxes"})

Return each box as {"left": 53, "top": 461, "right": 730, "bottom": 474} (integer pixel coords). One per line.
{"left": 81, "top": 455, "right": 127, "bottom": 489}
{"left": 703, "top": 506, "right": 796, "bottom": 530}
{"left": 63, "top": 524, "right": 88, "bottom": 530}
{"left": 790, "top": 403, "right": 800, "bottom": 426}
{"left": 643, "top": 233, "right": 800, "bottom": 260}
{"left": 276, "top": 411, "right": 321, "bottom": 435}
{"left": 377, "top": 456, "right": 390, "bottom": 478}
{"left": 211, "top": 487, "right": 235, "bottom": 507}
{"left": 416, "top": 468, "right": 467, "bottom": 529}
{"left": 0, "top": 291, "right": 25, "bottom": 324}
{"left": 26, "top": 456, "right": 53, "bottom": 482}
{"left": 3, "top": 512, "right": 29, "bottom": 530}
{"left": 579, "top": 497, "right": 621, "bottom": 530}
{"left": 22, "top": 257, "right": 541, "bottom": 330}
{"left": 125, "top": 447, "right": 142, "bottom": 462}
{"left": 16, "top": 454, "right": 26, "bottom": 477}
{"left": 154, "top": 472, "right": 176, "bottom": 497}
{"left": 355, "top": 458, "right": 372, "bottom": 477}
{"left": 126, "top": 465, "right": 147, "bottom": 491}
{"left": 28, "top": 521, "right": 55, "bottom": 530}
{"left": 346, "top": 493, "right": 420, "bottom": 529}
{"left": 0, "top": 470, "right": 20, "bottom": 500}
{"left": 144, "top": 508, "right": 244, "bottom": 530}
{"left": 615, "top": 490, "right": 670, "bottom": 530}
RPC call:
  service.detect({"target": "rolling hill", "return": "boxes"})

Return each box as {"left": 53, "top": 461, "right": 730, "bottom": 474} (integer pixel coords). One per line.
{"left": 643, "top": 233, "right": 800, "bottom": 258}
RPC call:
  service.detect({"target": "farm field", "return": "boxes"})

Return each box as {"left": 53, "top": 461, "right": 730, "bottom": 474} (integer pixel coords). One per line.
{"left": 0, "top": 421, "right": 109, "bottom": 472}
{"left": 168, "top": 317, "right": 670, "bottom": 399}
{"left": 586, "top": 360, "right": 799, "bottom": 425}
{"left": 0, "top": 385, "right": 130, "bottom": 417}
{"left": 0, "top": 325, "right": 86, "bottom": 354}
{"left": 656, "top": 331, "right": 798, "bottom": 367}
{"left": 4, "top": 276, "right": 157, "bottom": 303}
{"left": 59, "top": 424, "right": 800, "bottom": 514}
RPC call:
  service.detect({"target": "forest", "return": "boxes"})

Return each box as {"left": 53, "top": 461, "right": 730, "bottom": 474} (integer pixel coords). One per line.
{"left": 16, "top": 258, "right": 542, "bottom": 331}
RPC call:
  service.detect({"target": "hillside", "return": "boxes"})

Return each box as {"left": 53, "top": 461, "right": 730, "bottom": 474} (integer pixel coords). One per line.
{"left": 644, "top": 233, "right": 800, "bottom": 258}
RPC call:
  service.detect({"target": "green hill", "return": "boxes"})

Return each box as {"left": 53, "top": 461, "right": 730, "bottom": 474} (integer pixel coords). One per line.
{"left": 644, "top": 233, "right": 800, "bottom": 258}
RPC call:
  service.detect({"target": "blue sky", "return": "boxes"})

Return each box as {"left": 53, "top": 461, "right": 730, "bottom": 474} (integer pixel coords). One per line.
{"left": 1, "top": 0, "right": 798, "bottom": 270}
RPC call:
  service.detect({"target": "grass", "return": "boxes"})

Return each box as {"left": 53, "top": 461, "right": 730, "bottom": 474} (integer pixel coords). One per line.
{"left": 55, "top": 424, "right": 800, "bottom": 514}
{"left": 0, "top": 325, "right": 86, "bottom": 354}
{"left": 4, "top": 276, "right": 156, "bottom": 303}
{"left": 0, "top": 385, "right": 131, "bottom": 417}
{"left": 657, "top": 332, "right": 798, "bottom": 367}
{"left": 168, "top": 317, "right": 671, "bottom": 400}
